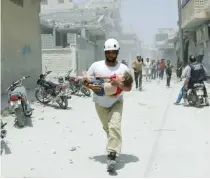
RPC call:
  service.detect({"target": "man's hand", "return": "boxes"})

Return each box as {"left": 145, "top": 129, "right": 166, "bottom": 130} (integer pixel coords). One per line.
{"left": 110, "top": 78, "right": 121, "bottom": 86}
{"left": 88, "top": 84, "right": 101, "bottom": 93}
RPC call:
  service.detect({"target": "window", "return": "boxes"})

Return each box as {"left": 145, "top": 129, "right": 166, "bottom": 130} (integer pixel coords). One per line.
{"left": 41, "top": 0, "right": 48, "bottom": 5}
{"left": 156, "top": 34, "right": 168, "bottom": 41}
{"left": 58, "top": 0, "right": 64, "bottom": 3}
{"left": 9, "top": 0, "right": 24, "bottom": 7}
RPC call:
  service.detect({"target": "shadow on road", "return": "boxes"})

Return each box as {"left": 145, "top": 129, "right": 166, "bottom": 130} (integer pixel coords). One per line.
{"left": 41, "top": 103, "right": 72, "bottom": 110}
{"left": 90, "top": 154, "right": 140, "bottom": 171}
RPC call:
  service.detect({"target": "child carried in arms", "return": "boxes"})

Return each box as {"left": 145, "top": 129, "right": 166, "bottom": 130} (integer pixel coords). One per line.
{"left": 79, "top": 71, "right": 133, "bottom": 97}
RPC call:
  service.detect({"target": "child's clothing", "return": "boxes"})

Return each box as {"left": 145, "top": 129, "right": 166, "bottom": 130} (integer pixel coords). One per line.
{"left": 88, "top": 74, "right": 122, "bottom": 96}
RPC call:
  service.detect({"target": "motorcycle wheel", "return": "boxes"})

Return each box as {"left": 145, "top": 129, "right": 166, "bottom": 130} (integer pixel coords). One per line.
{"left": 15, "top": 108, "right": 25, "bottom": 127}
{"left": 81, "top": 86, "right": 91, "bottom": 97}
{"left": 59, "top": 96, "right": 68, "bottom": 109}
{"left": 35, "top": 89, "right": 51, "bottom": 104}
{"left": 22, "top": 102, "right": 33, "bottom": 117}
{"left": 69, "top": 85, "right": 78, "bottom": 94}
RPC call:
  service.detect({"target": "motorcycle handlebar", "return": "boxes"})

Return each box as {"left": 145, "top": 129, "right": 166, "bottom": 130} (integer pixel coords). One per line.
{"left": 6, "top": 86, "right": 11, "bottom": 92}
{"left": 6, "top": 76, "right": 30, "bottom": 91}
{"left": 1, "top": 122, "right": 7, "bottom": 128}
{"left": 46, "top": 71, "right": 52, "bottom": 75}
{"left": 23, "top": 76, "right": 30, "bottom": 79}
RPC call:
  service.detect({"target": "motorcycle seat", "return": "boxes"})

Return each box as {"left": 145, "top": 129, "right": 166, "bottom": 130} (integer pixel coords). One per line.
{"left": 46, "top": 81, "right": 59, "bottom": 87}
{"left": 193, "top": 83, "right": 205, "bottom": 87}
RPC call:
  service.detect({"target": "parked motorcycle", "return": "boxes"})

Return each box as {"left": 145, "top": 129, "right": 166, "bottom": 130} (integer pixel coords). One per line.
{"left": 64, "top": 69, "right": 91, "bottom": 97}
{"left": 35, "top": 71, "right": 69, "bottom": 109}
{"left": 6, "top": 76, "right": 33, "bottom": 127}
{"left": 187, "top": 83, "right": 206, "bottom": 106}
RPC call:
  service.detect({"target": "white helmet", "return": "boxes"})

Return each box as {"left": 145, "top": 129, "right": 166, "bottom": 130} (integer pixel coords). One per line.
{"left": 104, "top": 38, "right": 120, "bottom": 51}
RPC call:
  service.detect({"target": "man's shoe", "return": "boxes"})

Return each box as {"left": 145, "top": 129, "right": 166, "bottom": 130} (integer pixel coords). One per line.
{"left": 107, "top": 152, "right": 117, "bottom": 172}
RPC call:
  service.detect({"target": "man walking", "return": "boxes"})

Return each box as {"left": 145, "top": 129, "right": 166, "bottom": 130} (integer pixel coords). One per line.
{"left": 144, "top": 58, "right": 152, "bottom": 81}
{"left": 151, "top": 60, "right": 157, "bottom": 79}
{"left": 86, "top": 38, "right": 132, "bottom": 172}
{"left": 165, "top": 60, "right": 173, "bottom": 87}
{"left": 132, "top": 54, "right": 143, "bottom": 90}
{"left": 159, "top": 59, "right": 165, "bottom": 79}
{"left": 176, "top": 58, "right": 183, "bottom": 81}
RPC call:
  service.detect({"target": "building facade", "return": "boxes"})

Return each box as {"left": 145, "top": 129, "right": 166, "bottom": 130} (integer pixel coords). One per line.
{"left": 39, "top": 0, "right": 140, "bottom": 75}
{"left": 155, "top": 28, "right": 177, "bottom": 64}
{"left": 181, "top": 0, "right": 210, "bottom": 71}
{"left": 1, "top": 0, "right": 42, "bottom": 93}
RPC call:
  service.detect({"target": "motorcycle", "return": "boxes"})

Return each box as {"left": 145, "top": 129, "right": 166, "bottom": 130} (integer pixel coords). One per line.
{"left": 35, "top": 71, "right": 69, "bottom": 109}
{"left": 6, "top": 76, "right": 33, "bottom": 127}
{"left": 187, "top": 83, "right": 206, "bottom": 106}
{"left": 64, "top": 69, "right": 91, "bottom": 97}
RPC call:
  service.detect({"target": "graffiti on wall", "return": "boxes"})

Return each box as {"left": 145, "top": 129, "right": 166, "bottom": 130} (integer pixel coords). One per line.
{"left": 22, "top": 44, "right": 31, "bottom": 56}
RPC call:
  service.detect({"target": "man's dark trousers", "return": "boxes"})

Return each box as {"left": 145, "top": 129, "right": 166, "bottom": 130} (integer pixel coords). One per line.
{"left": 134, "top": 71, "right": 142, "bottom": 88}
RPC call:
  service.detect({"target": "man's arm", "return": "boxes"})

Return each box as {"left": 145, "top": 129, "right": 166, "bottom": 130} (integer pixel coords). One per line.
{"left": 181, "top": 66, "right": 189, "bottom": 79}
{"left": 186, "top": 66, "right": 191, "bottom": 80}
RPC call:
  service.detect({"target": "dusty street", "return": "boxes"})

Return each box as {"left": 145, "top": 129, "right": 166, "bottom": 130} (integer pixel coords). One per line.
{"left": 1, "top": 78, "right": 210, "bottom": 178}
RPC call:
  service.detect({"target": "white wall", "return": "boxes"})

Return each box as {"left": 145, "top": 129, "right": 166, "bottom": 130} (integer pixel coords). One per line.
{"left": 1, "top": 0, "right": 42, "bottom": 93}
{"left": 76, "top": 37, "right": 96, "bottom": 74}
{"left": 42, "top": 48, "right": 77, "bottom": 77}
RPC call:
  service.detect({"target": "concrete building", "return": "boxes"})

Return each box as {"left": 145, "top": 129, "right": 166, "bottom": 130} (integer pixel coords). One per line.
{"left": 40, "top": 0, "right": 123, "bottom": 76}
{"left": 1, "top": 0, "right": 42, "bottom": 93}
{"left": 154, "top": 28, "right": 177, "bottom": 64}
{"left": 180, "top": 0, "right": 210, "bottom": 71}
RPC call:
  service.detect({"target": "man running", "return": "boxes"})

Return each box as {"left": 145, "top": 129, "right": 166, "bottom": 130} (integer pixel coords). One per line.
{"left": 86, "top": 38, "right": 132, "bottom": 172}
{"left": 132, "top": 54, "right": 143, "bottom": 90}
{"left": 165, "top": 60, "right": 173, "bottom": 87}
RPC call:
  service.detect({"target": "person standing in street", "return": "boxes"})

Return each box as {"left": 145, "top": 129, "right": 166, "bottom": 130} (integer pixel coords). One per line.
{"left": 156, "top": 60, "right": 160, "bottom": 78}
{"left": 176, "top": 58, "right": 183, "bottom": 81}
{"left": 165, "top": 60, "right": 173, "bottom": 87}
{"left": 151, "top": 60, "right": 157, "bottom": 79}
{"left": 144, "top": 58, "right": 152, "bottom": 81}
{"left": 132, "top": 54, "right": 143, "bottom": 90}
{"left": 86, "top": 38, "right": 132, "bottom": 172}
{"left": 159, "top": 59, "right": 165, "bottom": 79}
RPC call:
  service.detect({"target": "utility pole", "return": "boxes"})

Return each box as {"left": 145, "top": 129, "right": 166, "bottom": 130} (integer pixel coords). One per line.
{"left": 178, "top": 0, "right": 184, "bottom": 64}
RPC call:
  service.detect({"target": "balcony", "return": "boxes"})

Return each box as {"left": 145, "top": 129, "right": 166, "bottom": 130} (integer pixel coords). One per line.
{"left": 204, "top": 0, "right": 210, "bottom": 12}
{"left": 181, "top": 0, "right": 210, "bottom": 29}
{"left": 155, "top": 40, "right": 174, "bottom": 50}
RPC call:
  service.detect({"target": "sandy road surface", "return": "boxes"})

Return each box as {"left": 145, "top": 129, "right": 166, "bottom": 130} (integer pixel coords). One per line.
{"left": 1, "top": 79, "right": 210, "bottom": 177}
